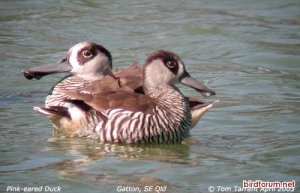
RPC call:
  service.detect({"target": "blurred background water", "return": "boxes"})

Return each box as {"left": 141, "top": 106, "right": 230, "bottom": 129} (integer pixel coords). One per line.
{"left": 0, "top": 0, "right": 299, "bottom": 192}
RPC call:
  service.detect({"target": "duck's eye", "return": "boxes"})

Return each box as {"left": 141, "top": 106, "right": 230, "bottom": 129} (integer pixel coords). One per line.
{"left": 82, "top": 50, "right": 93, "bottom": 58}
{"left": 166, "top": 60, "right": 177, "bottom": 69}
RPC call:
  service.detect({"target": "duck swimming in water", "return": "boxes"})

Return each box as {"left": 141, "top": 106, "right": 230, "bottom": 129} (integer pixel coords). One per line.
{"left": 22, "top": 42, "right": 216, "bottom": 142}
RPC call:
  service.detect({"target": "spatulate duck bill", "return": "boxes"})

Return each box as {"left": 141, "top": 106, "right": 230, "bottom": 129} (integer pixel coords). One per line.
{"left": 180, "top": 72, "right": 216, "bottom": 97}
{"left": 22, "top": 59, "right": 72, "bottom": 80}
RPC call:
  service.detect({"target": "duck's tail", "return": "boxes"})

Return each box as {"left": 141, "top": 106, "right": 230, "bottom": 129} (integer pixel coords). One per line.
{"left": 33, "top": 106, "right": 70, "bottom": 119}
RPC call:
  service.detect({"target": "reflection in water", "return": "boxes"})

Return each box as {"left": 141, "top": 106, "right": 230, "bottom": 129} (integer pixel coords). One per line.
{"left": 46, "top": 136, "right": 192, "bottom": 165}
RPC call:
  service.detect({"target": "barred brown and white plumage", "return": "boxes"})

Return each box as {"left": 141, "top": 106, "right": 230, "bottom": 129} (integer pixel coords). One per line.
{"left": 90, "top": 86, "right": 191, "bottom": 144}
{"left": 61, "top": 50, "right": 216, "bottom": 144}
{"left": 22, "top": 42, "right": 217, "bottom": 144}
{"left": 45, "top": 76, "right": 95, "bottom": 107}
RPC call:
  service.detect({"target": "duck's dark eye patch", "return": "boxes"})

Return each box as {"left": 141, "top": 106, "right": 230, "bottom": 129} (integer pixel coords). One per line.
{"left": 166, "top": 60, "right": 177, "bottom": 68}
{"left": 144, "top": 49, "right": 180, "bottom": 74}
{"left": 82, "top": 50, "right": 93, "bottom": 58}
{"left": 77, "top": 49, "right": 95, "bottom": 65}
{"left": 165, "top": 60, "right": 178, "bottom": 74}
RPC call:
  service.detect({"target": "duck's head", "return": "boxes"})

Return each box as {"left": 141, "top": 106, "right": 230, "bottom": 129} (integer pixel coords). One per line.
{"left": 22, "top": 41, "right": 115, "bottom": 80}
{"left": 144, "top": 50, "right": 215, "bottom": 97}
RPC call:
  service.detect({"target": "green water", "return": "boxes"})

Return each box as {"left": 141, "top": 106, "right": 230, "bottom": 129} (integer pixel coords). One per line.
{"left": 1, "top": 0, "right": 299, "bottom": 192}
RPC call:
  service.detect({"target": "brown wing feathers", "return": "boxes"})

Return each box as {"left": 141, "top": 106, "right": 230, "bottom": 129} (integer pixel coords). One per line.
{"left": 63, "top": 63, "right": 203, "bottom": 115}
{"left": 114, "top": 63, "right": 144, "bottom": 90}
{"left": 65, "top": 90, "right": 156, "bottom": 114}
{"left": 81, "top": 63, "right": 143, "bottom": 93}
{"left": 63, "top": 64, "right": 155, "bottom": 113}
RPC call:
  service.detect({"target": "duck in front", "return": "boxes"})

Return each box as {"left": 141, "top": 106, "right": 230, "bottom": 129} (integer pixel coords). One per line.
{"left": 40, "top": 50, "right": 217, "bottom": 144}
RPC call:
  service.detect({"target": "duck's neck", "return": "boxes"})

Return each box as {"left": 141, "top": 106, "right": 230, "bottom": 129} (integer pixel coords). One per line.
{"left": 144, "top": 81, "right": 190, "bottom": 118}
